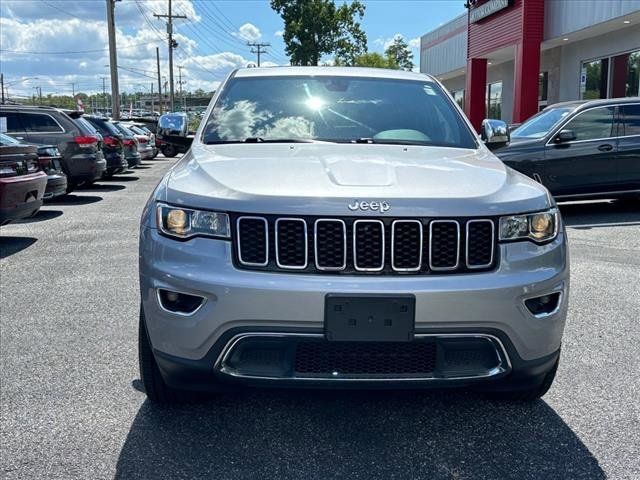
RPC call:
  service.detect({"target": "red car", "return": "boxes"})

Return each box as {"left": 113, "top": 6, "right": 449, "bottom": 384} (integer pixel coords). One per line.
{"left": 0, "top": 133, "right": 47, "bottom": 225}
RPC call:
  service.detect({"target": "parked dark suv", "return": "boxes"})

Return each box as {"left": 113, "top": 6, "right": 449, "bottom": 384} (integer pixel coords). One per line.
{"left": 0, "top": 105, "right": 107, "bottom": 191}
{"left": 82, "top": 116, "right": 128, "bottom": 177}
{"left": 494, "top": 98, "right": 640, "bottom": 200}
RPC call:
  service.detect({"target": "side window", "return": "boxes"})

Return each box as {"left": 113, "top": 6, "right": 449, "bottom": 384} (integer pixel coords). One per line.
{"left": 621, "top": 104, "right": 640, "bottom": 137}
{"left": 1, "top": 112, "right": 25, "bottom": 133}
{"left": 564, "top": 107, "right": 614, "bottom": 141}
{"left": 22, "top": 113, "right": 64, "bottom": 133}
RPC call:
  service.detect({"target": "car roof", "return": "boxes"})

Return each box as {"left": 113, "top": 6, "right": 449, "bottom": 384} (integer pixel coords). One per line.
{"left": 546, "top": 97, "right": 639, "bottom": 111}
{"left": 233, "top": 66, "right": 435, "bottom": 82}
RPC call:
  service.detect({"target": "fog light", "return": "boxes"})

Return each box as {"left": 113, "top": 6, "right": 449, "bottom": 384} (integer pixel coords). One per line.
{"left": 157, "top": 289, "right": 205, "bottom": 315}
{"left": 525, "top": 292, "right": 562, "bottom": 317}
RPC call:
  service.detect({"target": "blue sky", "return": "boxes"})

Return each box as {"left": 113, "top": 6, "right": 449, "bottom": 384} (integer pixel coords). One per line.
{"left": 0, "top": 0, "right": 465, "bottom": 97}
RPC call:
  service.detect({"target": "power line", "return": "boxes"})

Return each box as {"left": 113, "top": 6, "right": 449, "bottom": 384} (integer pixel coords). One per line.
{"left": 39, "top": 0, "right": 84, "bottom": 20}
{"left": 1, "top": 42, "right": 160, "bottom": 55}
{"left": 247, "top": 42, "right": 270, "bottom": 67}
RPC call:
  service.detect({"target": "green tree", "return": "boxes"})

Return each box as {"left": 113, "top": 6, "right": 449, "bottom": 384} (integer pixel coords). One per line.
{"left": 384, "top": 35, "right": 414, "bottom": 71}
{"left": 339, "top": 52, "right": 398, "bottom": 69}
{"left": 270, "top": 0, "right": 367, "bottom": 66}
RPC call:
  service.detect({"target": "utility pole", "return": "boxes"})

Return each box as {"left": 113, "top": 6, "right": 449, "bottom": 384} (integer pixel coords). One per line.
{"left": 71, "top": 82, "right": 76, "bottom": 97}
{"left": 101, "top": 76, "right": 108, "bottom": 113}
{"left": 150, "top": 82, "right": 154, "bottom": 114}
{"left": 247, "top": 42, "right": 270, "bottom": 67}
{"left": 34, "top": 87, "right": 42, "bottom": 105}
{"left": 177, "top": 65, "right": 185, "bottom": 111}
{"left": 106, "top": 0, "right": 121, "bottom": 119}
{"left": 1, "top": 74, "right": 4, "bottom": 104}
{"left": 154, "top": 0, "right": 186, "bottom": 112}
{"left": 156, "top": 47, "right": 163, "bottom": 115}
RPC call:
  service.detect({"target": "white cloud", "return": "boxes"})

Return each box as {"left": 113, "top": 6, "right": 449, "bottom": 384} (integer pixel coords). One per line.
{"left": 409, "top": 37, "right": 421, "bottom": 49}
{"left": 236, "top": 23, "right": 262, "bottom": 42}
{"left": 274, "top": 30, "right": 284, "bottom": 37}
{"left": 375, "top": 33, "right": 420, "bottom": 51}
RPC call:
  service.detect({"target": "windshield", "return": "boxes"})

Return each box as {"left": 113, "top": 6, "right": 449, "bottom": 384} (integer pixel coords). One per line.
{"left": 0, "top": 132, "right": 21, "bottom": 146}
{"left": 158, "top": 114, "right": 186, "bottom": 132}
{"left": 201, "top": 75, "right": 477, "bottom": 148}
{"left": 511, "top": 107, "right": 575, "bottom": 139}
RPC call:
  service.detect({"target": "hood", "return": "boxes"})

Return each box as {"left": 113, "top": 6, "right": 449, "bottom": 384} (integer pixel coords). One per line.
{"left": 161, "top": 143, "right": 551, "bottom": 217}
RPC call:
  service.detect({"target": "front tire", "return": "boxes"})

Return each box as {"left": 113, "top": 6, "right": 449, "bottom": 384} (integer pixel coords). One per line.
{"left": 139, "top": 306, "right": 191, "bottom": 404}
{"left": 161, "top": 144, "right": 178, "bottom": 158}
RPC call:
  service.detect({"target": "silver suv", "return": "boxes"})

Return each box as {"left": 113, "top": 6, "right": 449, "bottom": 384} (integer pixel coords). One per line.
{"left": 139, "top": 67, "right": 569, "bottom": 403}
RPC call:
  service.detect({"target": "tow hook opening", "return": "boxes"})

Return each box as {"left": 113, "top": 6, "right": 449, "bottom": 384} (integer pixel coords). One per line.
{"left": 525, "top": 292, "right": 562, "bottom": 318}
{"left": 157, "top": 289, "right": 205, "bottom": 315}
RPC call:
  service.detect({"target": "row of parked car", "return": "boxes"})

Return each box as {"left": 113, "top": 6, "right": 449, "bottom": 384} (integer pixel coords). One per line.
{"left": 0, "top": 105, "right": 160, "bottom": 225}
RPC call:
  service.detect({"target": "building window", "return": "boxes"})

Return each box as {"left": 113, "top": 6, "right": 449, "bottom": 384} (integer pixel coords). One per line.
{"left": 626, "top": 50, "right": 640, "bottom": 97}
{"left": 451, "top": 89, "right": 465, "bottom": 109}
{"left": 582, "top": 58, "right": 609, "bottom": 100}
{"left": 486, "top": 82, "right": 502, "bottom": 119}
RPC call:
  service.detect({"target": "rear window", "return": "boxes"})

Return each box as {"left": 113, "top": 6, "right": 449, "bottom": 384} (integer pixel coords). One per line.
{"left": 21, "top": 113, "right": 64, "bottom": 133}
{"left": 202, "top": 75, "right": 477, "bottom": 148}
{"left": 128, "top": 125, "right": 146, "bottom": 135}
{"left": 0, "top": 112, "right": 25, "bottom": 133}
{"left": 74, "top": 117, "right": 99, "bottom": 135}
{"left": 85, "top": 117, "right": 121, "bottom": 137}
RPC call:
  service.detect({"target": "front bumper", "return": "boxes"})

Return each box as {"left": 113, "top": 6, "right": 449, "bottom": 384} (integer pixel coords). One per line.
{"left": 43, "top": 173, "right": 67, "bottom": 200}
{"left": 140, "top": 226, "right": 569, "bottom": 387}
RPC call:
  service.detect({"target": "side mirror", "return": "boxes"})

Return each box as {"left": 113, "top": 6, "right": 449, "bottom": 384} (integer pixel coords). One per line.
{"left": 553, "top": 129, "right": 576, "bottom": 143}
{"left": 481, "top": 119, "right": 510, "bottom": 150}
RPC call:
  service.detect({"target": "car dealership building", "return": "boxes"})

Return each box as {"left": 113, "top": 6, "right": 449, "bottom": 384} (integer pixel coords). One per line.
{"left": 420, "top": 0, "right": 640, "bottom": 130}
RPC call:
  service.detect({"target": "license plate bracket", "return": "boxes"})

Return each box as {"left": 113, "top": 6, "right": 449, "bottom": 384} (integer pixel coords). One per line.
{"left": 325, "top": 294, "right": 415, "bottom": 342}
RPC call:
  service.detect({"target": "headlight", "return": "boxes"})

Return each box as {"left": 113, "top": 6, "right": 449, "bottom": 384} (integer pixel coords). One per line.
{"left": 156, "top": 204, "right": 230, "bottom": 240}
{"left": 26, "top": 159, "right": 40, "bottom": 173}
{"left": 499, "top": 208, "right": 559, "bottom": 243}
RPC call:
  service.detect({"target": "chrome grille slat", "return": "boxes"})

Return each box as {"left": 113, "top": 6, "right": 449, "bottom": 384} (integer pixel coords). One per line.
{"left": 353, "top": 219, "right": 385, "bottom": 272}
{"left": 236, "top": 216, "right": 269, "bottom": 267}
{"left": 314, "top": 219, "right": 347, "bottom": 271}
{"left": 466, "top": 219, "right": 495, "bottom": 269}
{"left": 429, "top": 220, "right": 460, "bottom": 271}
{"left": 275, "top": 218, "right": 308, "bottom": 269}
{"left": 391, "top": 220, "right": 423, "bottom": 272}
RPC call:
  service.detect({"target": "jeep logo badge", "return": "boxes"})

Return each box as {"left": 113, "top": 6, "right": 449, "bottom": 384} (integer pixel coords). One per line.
{"left": 348, "top": 200, "right": 391, "bottom": 213}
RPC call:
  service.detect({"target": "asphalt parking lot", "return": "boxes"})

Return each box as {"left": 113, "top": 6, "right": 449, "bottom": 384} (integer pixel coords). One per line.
{"left": 1, "top": 157, "right": 639, "bottom": 480}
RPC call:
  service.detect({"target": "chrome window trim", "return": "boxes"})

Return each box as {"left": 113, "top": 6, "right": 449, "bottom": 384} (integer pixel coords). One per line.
{"left": 155, "top": 288, "right": 206, "bottom": 317}
{"left": 429, "top": 220, "right": 460, "bottom": 271}
{"left": 314, "top": 219, "right": 347, "bottom": 271}
{"left": 275, "top": 218, "right": 308, "bottom": 270}
{"left": 214, "top": 332, "right": 512, "bottom": 381}
{"left": 236, "top": 216, "right": 269, "bottom": 267}
{"left": 465, "top": 219, "right": 495, "bottom": 269}
{"left": 353, "top": 219, "right": 385, "bottom": 272}
{"left": 391, "top": 219, "right": 423, "bottom": 272}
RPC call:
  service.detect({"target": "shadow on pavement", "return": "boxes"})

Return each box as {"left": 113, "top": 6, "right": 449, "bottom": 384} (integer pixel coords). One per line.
{"left": 14, "top": 209, "right": 63, "bottom": 223}
{"left": 46, "top": 194, "right": 103, "bottom": 206}
{"left": 134, "top": 166, "right": 152, "bottom": 169}
{"left": 103, "top": 176, "right": 140, "bottom": 182}
{"left": 0, "top": 236, "right": 37, "bottom": 259}
{"left": 559, "top": 199, "right": 640, "bottom": 229}
{"left": 78, "top": 183, "right": 126, "bottom": 192}
{"left": 115, "top": 389, "right": 605, "bottom": 480}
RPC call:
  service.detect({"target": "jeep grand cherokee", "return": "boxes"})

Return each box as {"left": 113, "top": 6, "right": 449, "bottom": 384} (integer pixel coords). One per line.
{"left": 139, "top": 67, "right": 569, "bottom": 403}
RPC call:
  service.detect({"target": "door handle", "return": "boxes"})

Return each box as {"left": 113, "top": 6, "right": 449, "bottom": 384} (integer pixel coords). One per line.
{"left": 598, "top": 144, "right": 613, "bottom": 152}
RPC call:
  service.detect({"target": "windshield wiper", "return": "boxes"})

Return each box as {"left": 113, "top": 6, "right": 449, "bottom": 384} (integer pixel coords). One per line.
{"left": 203, "top": 137, "right": 317, "bottom": 145}
{"left": 350, "top": 137, "right": 433, "bottom": 146}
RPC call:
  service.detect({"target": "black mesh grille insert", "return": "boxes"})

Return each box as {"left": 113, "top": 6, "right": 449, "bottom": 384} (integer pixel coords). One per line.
{"left": 315, "top": 220, "right": 346, "bottom": 269}
{"left": 466, "top": 221, "right": 494, "bottom": 267}
{"left": 237, "top": 217, "right": 267, "bottom": 265}
{"left": 276, "top": 219, "right": 307, "bottom": 267}
{"left": 430, "top": 221, "right": 459, "bottom": 269}
{"left": 354, "top": 221, "right": 384, "bottom": 270}
{"left": 392, "top": 221, "right": 422, "bottom": 270}
{"left": 294, "top": 341, "right": 437, "bottom": 375}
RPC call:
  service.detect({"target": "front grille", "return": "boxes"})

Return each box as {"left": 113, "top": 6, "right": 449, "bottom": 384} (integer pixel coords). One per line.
{"left": 233, "top": 215, "right": 497, "bottom": 275}
{"left": 294, "top": 341, "right": 437, "bottom": 376}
